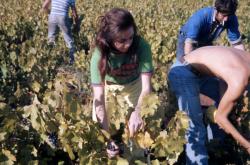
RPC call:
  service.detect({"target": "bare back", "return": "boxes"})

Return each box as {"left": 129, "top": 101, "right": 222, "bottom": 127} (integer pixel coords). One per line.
{"left": 182, "top": 46, "right": 250, "bottom": 154}
{"left": 184, "top": 46, "right": 250, "bottom": 83}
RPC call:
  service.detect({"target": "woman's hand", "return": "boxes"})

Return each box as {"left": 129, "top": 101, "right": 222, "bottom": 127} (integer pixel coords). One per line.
{"left": 128, "top": 110, "right": 143, "bottom": 137}
{"left": 127, "top": 73, "right": 151, "bottom": 137}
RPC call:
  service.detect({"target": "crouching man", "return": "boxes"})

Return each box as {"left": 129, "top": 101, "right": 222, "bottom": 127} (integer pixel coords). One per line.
{"left": 168, "top": 46, "right": 250, "bottom": 164}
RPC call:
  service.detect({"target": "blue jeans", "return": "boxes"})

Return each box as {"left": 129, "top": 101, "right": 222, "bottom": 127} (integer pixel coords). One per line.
{"left": 48, "top": 14, "right": 75, "bottom": 63}
{"left": 176, "top": 30, "right": 224, "bottom": 138}
{"left": 168, "top": 60, "right": 220, "bottom": 165}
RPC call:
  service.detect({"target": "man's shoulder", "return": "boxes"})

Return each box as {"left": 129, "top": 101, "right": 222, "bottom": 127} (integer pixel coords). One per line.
{"left": 193, "top": 6, "right": 214, "bottom": 17}
{"left": 227, "top": 14, "right": 239, "bottom": 23}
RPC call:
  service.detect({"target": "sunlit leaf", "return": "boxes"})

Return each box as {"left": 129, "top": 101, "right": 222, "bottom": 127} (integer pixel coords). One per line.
{"left": 31, "top": 81, "right": 41, "bottom": 93}
{"left": 117, "top": 157, "right": 129, "bottom": 165}
{"left": 0, "top": 132, "right": 7, "bottom": 142}
{"left": 9, "top": 51, "right": 16, "bottom": 63}
{"left": 136, "top": 132, "right": 154, "bottom": 149}
{"left": 2, "top": 149, "right": 16, "bottom": 163}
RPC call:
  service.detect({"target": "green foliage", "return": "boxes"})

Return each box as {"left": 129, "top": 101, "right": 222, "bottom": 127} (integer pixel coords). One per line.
{"left": 104, "top": 92, "right": 189, "bottom": 164}
{"left": 0, "top": 0, "right": 250, "bottom": 164}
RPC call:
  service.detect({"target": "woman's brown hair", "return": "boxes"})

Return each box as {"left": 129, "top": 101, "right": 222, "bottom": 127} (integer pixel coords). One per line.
{"left": 95, "top": 8, "right": 139, "bottom": 80}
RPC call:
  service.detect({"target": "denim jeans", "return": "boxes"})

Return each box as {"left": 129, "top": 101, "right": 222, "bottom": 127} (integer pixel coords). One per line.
{"left": 176, "top": 30, "right": 224, "bottom": 137}
{"left": 168, "top": 60, "right": 220, "bottom": 165}
{"left": 48, "top": 14, "right": 75, "bottom": 63}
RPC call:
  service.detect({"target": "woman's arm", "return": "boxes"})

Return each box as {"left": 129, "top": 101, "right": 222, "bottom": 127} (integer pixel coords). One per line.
{"left": 128, "top": 73, "right": 152, "bottom": 137}
{"left": 215, "top": 80, "right": 250, "bottom": 154}
{"left": 136, "top": 73, "right": 152, "bottom": 108}
{"left": 93, "top": 85, "right": 120, "bottom": 158}
{"left": 92, "top": 85, "right": 109, "bottom": 131}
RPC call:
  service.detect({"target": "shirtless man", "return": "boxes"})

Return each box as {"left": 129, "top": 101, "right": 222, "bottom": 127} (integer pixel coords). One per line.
{"left": 168, "top": 46, "right": 250, "bottom": 165}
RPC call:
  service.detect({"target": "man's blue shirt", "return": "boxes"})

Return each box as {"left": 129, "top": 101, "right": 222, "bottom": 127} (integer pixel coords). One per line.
{"left": 180, "top": 7, "right": 241, "bottom": 46}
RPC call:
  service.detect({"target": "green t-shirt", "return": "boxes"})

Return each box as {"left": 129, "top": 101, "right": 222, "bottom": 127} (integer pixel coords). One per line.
{"left": 90, "top": 37, "right": 153, "bottom": 85}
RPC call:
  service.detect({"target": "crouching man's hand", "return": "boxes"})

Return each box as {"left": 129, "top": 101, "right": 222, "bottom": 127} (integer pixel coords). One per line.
{"left": 245, "top": 145, "right": 250, "bottom": 155}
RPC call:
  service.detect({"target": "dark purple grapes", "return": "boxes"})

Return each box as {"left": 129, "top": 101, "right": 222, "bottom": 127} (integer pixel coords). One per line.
{"left": 48, "top": 132, "right": 58, "bottom": 148}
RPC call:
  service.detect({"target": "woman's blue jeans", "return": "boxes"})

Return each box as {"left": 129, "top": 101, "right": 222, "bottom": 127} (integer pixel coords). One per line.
{"left": 168, "top": 60, "right": 220, "bottom": 165}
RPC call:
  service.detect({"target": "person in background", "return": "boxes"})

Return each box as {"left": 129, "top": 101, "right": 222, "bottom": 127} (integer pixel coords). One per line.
{"left": 168, "top": 46, "right": 250, "bottom": 164}
{"left": 42, "top": 0, "right": 78, "bottom": 64}
{"left": 177, "top": 0, "right": 244, "bottom": 58}
{"left": 90, "top": 8, "right": 153, "bottom": 158}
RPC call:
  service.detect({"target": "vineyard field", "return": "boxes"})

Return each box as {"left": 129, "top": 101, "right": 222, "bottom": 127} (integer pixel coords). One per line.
{"left": 0, "top": 0, "right": 250, "bottom": 164}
